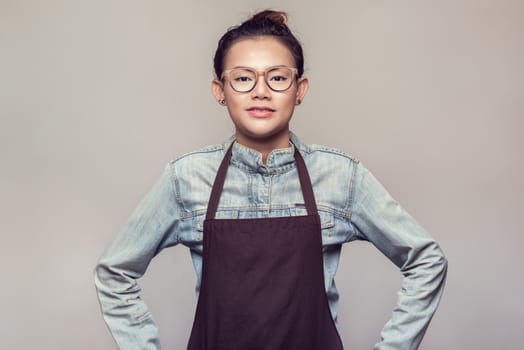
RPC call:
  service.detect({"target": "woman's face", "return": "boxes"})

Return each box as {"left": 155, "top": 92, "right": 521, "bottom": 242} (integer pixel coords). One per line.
{"left": 212, "top": 36, "right": 308, "bottom": 151}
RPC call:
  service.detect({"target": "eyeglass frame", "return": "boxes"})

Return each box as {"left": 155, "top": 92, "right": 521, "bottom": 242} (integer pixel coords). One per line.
{"left": 220, "top": 66, "right": 299, "bottom": 93}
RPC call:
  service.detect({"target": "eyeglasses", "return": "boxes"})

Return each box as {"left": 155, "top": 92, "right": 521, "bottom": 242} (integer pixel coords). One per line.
{"left": 221, "top": 66, "right": 298, "bottom": 93}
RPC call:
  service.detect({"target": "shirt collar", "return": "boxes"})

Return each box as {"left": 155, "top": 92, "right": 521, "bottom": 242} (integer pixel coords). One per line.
{"left": 224, "top": 132, "right": 306, "bottom": 175}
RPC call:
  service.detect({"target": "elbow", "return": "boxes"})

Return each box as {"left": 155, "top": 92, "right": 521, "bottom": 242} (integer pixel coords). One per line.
{"left": 434, "top": 242, "right": 448, "bottom": 274}
{"left": 93, "top": 259, "right": 106, "bottom": 292}
{"left": 405, "top": 240, "right": 449, "bottom": 284}
{"left": 93, "top": 256, "right": 116, "bottom": 293}
{"left": 438, "top": 249, "right": 448, "bottom": 280}
{"left": 428, "top": 243, "right": 448, "bottom": 287}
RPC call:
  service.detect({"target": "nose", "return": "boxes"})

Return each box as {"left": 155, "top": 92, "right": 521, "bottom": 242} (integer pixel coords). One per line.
{"left": 250, "top": 74, "right": 271, "bottom": 100}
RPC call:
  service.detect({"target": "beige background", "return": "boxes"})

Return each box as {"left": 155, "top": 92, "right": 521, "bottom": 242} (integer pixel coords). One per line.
{"left": 1, "top": 0, "right": 523, "bottom": 349}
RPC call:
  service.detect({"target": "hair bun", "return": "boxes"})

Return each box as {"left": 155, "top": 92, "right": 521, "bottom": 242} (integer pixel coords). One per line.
{"left": 251, "top": 10, "right": 288, "bottom": 26}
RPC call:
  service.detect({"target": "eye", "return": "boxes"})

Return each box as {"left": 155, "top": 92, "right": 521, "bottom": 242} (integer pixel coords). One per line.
{"left": 267, "top": 68, "right": 293, "bottom": 83}
{"left": 234, "top": 76, "right": 253, "bottom": 82}
{"left": 269, "top": 75, "right": 288, "bottom": 82}
{"left": 229, "top": 68, "right": 256, "bottom": 83}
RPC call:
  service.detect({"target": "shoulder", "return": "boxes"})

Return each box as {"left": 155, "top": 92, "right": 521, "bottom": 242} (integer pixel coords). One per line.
{"left": 291, "top": 133, "right": 360, "bottom": 165}
{"left": 169, "top": 138, "right": 233, "bottom": 170}
{"left": 171, "top": 143, "right": 224, "bottom": 163}
{"left": 303, "top": 143, "right": 360, "bottom": 164}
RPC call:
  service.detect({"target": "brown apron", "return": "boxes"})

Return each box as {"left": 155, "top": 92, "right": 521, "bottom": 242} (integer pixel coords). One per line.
{"left": 187, "top": 143, "right": 344, "bottom": 350}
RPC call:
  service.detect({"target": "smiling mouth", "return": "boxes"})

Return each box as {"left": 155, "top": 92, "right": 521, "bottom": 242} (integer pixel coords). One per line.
{"left": 247, "top": 107, "right": 276, "bottom": 112}
{"left": 246, "top": 107, "right": 276, "bottom": 118}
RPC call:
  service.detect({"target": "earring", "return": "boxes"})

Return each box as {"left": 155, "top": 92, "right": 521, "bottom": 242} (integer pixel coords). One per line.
{"left": 296, "top": 99, "right": 302, "bottom": 105}
{"left": 219, "top": 99, "right": 226, "bottom": 105}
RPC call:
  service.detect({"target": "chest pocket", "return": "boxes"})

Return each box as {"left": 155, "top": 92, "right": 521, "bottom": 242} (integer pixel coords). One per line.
{"left": 178, "top": 210, "right": 239, "bottom": 247}
{"left": 193, "top": 209, "right": 240, "bottom": 235}
{"left": 319, "top": 210, "right": 335, "bottom": 237}
{"left": 289, "top": 207, "right": 335, "bottom": 237}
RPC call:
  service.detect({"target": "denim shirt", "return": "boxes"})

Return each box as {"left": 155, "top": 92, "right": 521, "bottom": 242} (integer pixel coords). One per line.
{"left": 94, "top": 133, "right": 447, "bottom": 350}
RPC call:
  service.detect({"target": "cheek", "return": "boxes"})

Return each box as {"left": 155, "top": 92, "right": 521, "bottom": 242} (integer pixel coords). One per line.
{"left": 223, "top": 91, "right": 242, "bottom": 106}
{"left": 225, "top": 95, "right": 247, "bottom": 118}
{"left": 279, "top": 94, "right": 298, "bottom": 110}
{"left": 225, "top": 84, "right": 248, "bottom": 99}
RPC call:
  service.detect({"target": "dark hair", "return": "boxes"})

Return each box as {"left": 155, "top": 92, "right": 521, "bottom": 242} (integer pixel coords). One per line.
{"left": 213, "top": 10, "right": 304, "bottom": 79}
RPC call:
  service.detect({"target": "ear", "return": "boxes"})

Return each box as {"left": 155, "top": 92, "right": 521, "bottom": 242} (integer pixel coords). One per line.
{"left": 211, "top": 79, "right": 225, "bottom": 104}
{"left": 295, "top": 76, "right": 309, "bottom": 105}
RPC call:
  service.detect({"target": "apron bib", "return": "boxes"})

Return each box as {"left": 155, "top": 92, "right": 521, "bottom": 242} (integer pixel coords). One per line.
{"left": 187, "top": 143, "right": 344, "bottom": 350}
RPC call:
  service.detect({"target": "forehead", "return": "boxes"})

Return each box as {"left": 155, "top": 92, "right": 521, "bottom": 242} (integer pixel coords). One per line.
{"left": 224, "top": 36, "right": 295, "bottom": 70}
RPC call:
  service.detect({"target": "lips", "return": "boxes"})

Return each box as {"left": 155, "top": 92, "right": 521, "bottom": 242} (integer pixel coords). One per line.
{"left": 246, "top": 106, "right": 276, "bottom": 118}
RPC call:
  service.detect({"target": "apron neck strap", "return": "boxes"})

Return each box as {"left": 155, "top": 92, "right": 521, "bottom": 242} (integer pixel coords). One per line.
{"left": 206, "top": 142, "right": 318, "bottom": 220}
{"left": 293, "top": 144, "right": 319, "bottom": 215}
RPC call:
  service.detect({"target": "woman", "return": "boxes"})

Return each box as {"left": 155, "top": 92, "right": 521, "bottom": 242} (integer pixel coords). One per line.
{"left": 95, "top": 10, "right": 447, "bottom": 350}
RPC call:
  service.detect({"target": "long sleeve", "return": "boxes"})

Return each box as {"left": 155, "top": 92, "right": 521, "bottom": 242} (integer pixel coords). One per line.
{"left": 94, "top": 163, "right": 181, "bottom": 350}
{"left": 350, "top": 162, "right": 448, "bottom": 350}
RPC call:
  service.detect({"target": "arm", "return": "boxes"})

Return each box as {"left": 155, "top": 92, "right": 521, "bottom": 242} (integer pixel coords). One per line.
{"left": 350, "top": 162, "right": 447, "bottom": 350}
{"left": 94, "top": 163, "right": 180, "bottom": 350}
